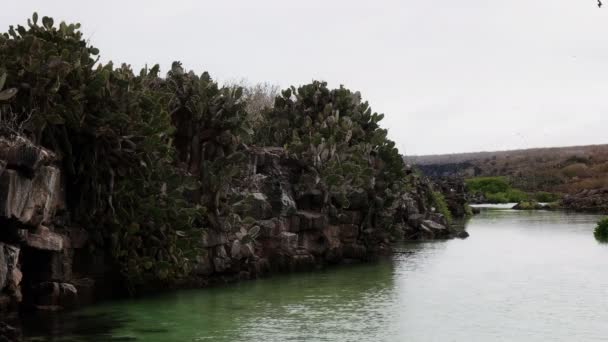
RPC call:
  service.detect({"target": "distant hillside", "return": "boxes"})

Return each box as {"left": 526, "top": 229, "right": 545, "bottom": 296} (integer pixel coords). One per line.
{"left": 406, "top": 144, "right": 608, "bottom": 195}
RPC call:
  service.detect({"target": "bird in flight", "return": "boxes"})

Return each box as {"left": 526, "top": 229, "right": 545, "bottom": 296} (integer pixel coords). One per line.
{"left": 599, "top": 0, "right": 603, "bottom": 8}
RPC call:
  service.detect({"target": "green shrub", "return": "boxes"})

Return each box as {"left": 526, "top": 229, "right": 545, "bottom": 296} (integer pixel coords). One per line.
{"left": 505, "top": 189, "right": 528, "bottom": 202}
{"left": 259, "top": 81, "right": 406, "bottom": 230}
{"left": 465, "top": 177, "right": 510, "bottom": 194}
{"left": 466, "top": 176, "right": 529, "bottom": 203}
{"left": 484, "top": 192, "right": 509, "bottom": 203}
{"left": 430, "top": 190, "right": 452, "bottom": 224}
{"left": 534, "top": 191, "right": 560, "bottom": 203}
{"left": 594, "top": 218, "right": 608, "bottom": 243}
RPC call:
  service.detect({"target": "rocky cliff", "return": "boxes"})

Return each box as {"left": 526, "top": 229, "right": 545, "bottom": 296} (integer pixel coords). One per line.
{"left": 0, "top": 135, "right": 465, "bottom": 332}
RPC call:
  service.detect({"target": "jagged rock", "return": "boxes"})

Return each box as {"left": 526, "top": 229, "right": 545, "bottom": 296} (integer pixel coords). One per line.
{"left": 300, "top": 231, "right": 328, "bottom": 256}
{"left": 336, "top": 211, "right": 361, "bottom": 225}
{"left": 347, "top": 189, "right": 369, "bottom": 210}
{"left": 63, "top": 227, "right": 89, "bottom": 249}
{"left": 0, "top": 247, "right": 6, "bottom": 291}
{"left": 419, "top": 220, "right": 450, "bottom": 239}
{"left": 201, "top": 229, "right": 228, "bottom": 248}
{"left": 193, "top": 250, "right": 213, "bottom": 276}
{"left": 407, "top": 213, "right": 425, "bottom": 228}
{"left": 322, "top": 225, "right": 341, "bottom": 248}
{"left": 240, "top": 243, "right": 255, "bottom": 259}
{"left": 71, "top": 278, "right": 95, "bottom": 305}
{"left": 401, "top": 193, "right": 419, "bottom": 215}
{"left": 279, "top": 232, "right": 297, "bottom": 253}
{"left": 257, "top": 218, "right": 288, "bottom": 238}
{"left": 19, "top": 227, "right": 63, "bottom": 251}
{"left": 230, "top": 240, "right": 242, "bottom": 260}
{"left": 296, "top": 189, "right": 323, "bottom": 210}
{"left": 212, "top": 245, "right": 231, "bottom": 273}
{"left": 322, "top": 226, "right": 342, "bottom": 262}
{"left": 261, "top": 176, "right": 297, "bottom": 217}
{"left": 0, "top": 321, "right": 20, "bottom": 342}
{"left": 0, "top": 136, "right": 56, "bottom": 173}
{"left": 250, "top": 147, "right": 285, "bottom": 172}
{"left": 454, "top": 230, "right": 470, "bottom": 239}
{"left": 421, "top": 220, "right": 446, "bottom": 231}
{"left": 0, "top": 244, "right": 20, "bottom": 293}
{"left": 252, "top": 257, "right": 270, "bottom": 275}
{"left": 339, "top": 224, "right": 359, "bottom": 243}
{"left": 4, "top": 245, "right": 19, "bottom": 289}
{"left": 429, "top": 213, "right": 448, "bottom": 227}
{"left": 512, "top": 201, "right": 545, "bottom": 210}
{"left": 23, "top": 166, "right": 61, "bottom": 225}
{"left": 233, "top": 192, "right": 273, "bottom": 220}
{"left": 293, "top": 211, "right": 328, "bottom": 232}
{"left": 390, "top": 223, "right": 406, "bottom": 241}
{"left": 9, "top": 269, "right": 22, "bottom": 289}
{"left": 278, "top": 190, "right": 297, "bottom": 216}
{"left": 0, "top": 170, "right": 32, "bottom": 223}
{"left": 0, "top": 295, "right": 11, "bottom": 312}
{"left": 32, "top": 282, "right": 78, "bottom": 309}
{"left": 49, "top": 249, "right": 73, "bottom": 281}
{"left": 0, "top": 166, "right": 61, "bottom": 226}
{"left": 432, "top": 177, "right": 468, "bottom": 218}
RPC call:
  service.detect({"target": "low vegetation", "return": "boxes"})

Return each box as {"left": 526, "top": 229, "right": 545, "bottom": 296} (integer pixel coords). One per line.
{"left": 465, "top": 177, "right": 528, "bottom": 203}
{"left": 594, "top": 218, "right": 608, "bottom": 243}
{"left": 464, "top": 176, "right": 561, "bottom": 204}
{"left": 429, "top": 190, "right": 453, "bottom": 224}
{"left": 533, "top": 191, "right": 560, "bottom": 203}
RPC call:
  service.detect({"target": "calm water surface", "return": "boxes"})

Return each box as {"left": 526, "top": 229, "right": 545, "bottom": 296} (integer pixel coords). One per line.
{"left": 26, "top": 209, "right": 608, "bottom": 341}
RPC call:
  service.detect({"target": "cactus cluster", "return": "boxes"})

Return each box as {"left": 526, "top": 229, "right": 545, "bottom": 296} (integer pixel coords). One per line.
{"left": 0, "top": 14, "right": 204, "bottom": 288}
{"left": 259, "top": 81, "right": 407, "bottom": 229}
{"left": 164, "top": 62, "right": 250, "bottom": 221}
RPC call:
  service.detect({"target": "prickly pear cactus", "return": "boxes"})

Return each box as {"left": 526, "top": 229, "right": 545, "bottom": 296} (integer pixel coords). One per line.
{"left": 259, "top": 81, "right": 407, "bottom": 231}
{"left": 0, "top": 14, "right": 204, "bottom": 289}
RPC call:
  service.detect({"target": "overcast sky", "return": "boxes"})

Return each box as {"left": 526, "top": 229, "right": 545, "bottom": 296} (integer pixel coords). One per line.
{"left": 3, "top": 0, "right": 607, "bottom": 155}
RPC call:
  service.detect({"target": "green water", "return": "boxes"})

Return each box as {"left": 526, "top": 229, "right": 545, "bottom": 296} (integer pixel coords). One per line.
{"left": 25, "top": 209, "right": 608, "bottom": 341}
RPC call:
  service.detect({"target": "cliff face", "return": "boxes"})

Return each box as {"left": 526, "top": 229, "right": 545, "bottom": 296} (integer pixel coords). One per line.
{"left": 0, "top": 136, "right": 96, "bottom": 316}
{"left": 0, "top": 136, "right": 465, "bottom": 326}
{"left": 183, "top": 147, "right": 466, "bottom": 287}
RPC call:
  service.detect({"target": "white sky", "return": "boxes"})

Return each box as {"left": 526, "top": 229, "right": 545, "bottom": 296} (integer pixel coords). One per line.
{"left": 3, "top": 0, "right": 607, "bottom": 155}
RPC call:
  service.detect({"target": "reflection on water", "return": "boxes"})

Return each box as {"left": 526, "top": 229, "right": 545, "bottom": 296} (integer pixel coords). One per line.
{"left": 25, "top": 209, "right": 608, "bottom": 342}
